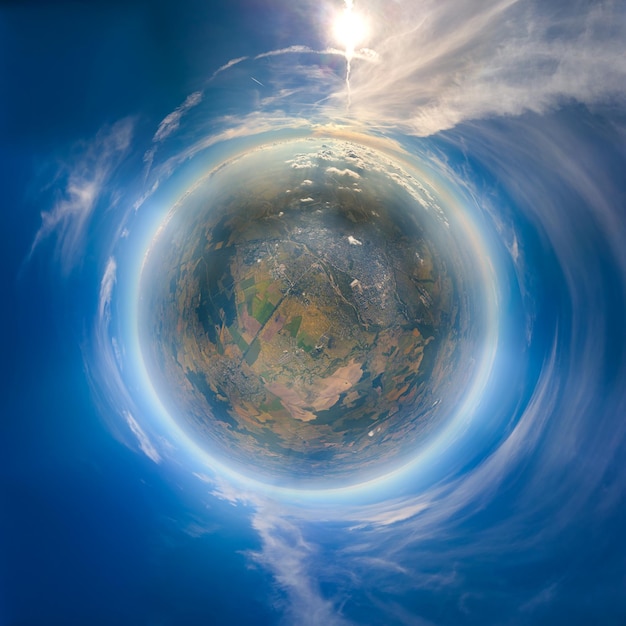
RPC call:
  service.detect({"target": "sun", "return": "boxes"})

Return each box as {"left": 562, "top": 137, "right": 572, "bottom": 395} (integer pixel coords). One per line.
{"left": 333, "top": 5, "right": 369, "bottom": 58}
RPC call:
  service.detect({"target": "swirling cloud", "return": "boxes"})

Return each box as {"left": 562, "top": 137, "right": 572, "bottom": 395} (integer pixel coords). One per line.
{"left": 24, "top": 0, "right": 626, "bottom": 623}
{"left": 345, "top": 0, "right": 626, "bottom": 134}
{"left": 29, "top": 119, "right": 133, "bottom": 273}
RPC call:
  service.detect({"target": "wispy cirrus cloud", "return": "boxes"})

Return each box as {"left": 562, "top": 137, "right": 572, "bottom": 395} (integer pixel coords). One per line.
{"left": 207, "top": 479, "right": 350, "bottom": 625}
{"left": 210, "top": 45, "right": 353, "bottom": 80}
{"left": 181, "top": 1, "right": 626, "bottom": 137}
{"left": 74, "top": 4, "right": 626, "bottom": 621}
{"left": 122, "top": 410, "right": 161, "bottom": 464}
{"left": 29, "top": 118, "right": 133, "bottom": 274}
{"left": 98, "top": 256, "right": 117, "bottom": 323}
{"left": 153, "top": 91, "right": 203, "bottom": 144}
{"left": 87, "top": 254, "right": 168, "bottom": 465}
{"left": 143, "top": 91, "right": 203, "bottom": 173}
{"left": 211, "top": 55, "right": 250, "bottom": 79}
{"left": 343, "top": 0, "right": 626, "bottom": 135}
{"left": 248, "top": 510, "right": 351, "bottom": 626}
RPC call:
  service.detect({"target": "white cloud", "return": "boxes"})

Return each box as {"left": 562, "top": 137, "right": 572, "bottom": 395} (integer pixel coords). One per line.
{"left": 98, "top": 257, "right": 117, "bottom": 323}
{"left": 211, "top": 55, "right": 249, "bottom": 79}
{"left": 326, "top": 167, "right": 361, "bottom": 179}
{"left": 348, "top": 500, "right": 431, "bottom": 527}
{"left": 209, "top": 476, "right": 256, "bottom": 506}
{"left": 122, "top": 410, "right": 161, "bottom": 463}
{"left": 152, "top": 91, "right": 203, "bottom": 144}
{"left": 209, "top": 46, "right": 346, "bottom": 87}
{"left": 248, "top": 510, "right": 351, "bottom": 626}
{"left": 192, "top": 472, "right": 213, "bottom": 484}
{"left": 520, "top": 582, "right": 559, "bottom": 613}
{"left": 206, "top": 480, "right": 349, "bottom": 624}
{"left": 29, "top": 118, "right": 133, "bottom": 273}
{"left": 143, "top": 91, "right": 203, "bottom": 172}
{"left": 256, "top": 45, "right": 328, "bottom": 60}
{"left": 342, "top": 0, "right": 626, "bottom": 135}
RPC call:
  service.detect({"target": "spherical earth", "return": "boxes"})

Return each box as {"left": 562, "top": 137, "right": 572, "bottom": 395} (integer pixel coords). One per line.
{"left": 139, "top": 139, "right": 479, "bottom": 486}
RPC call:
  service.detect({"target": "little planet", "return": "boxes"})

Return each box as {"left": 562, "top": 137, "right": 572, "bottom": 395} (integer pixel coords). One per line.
{"left": 138, "top": 138, "right": 481, "bottom": 487}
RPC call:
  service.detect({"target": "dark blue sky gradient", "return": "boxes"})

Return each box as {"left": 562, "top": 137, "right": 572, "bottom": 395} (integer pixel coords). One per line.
{"left": 3, "top": 1, "right": 626, "bottom": 624}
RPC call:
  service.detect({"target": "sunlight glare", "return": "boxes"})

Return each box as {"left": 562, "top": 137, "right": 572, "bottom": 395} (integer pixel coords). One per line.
{"left": 333, "top": 6, "right": 369, "bottom": 58}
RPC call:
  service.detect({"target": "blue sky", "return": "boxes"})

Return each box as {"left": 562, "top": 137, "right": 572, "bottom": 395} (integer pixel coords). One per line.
{"left": 3, "top": 1, "right": 626, "bottom": 624}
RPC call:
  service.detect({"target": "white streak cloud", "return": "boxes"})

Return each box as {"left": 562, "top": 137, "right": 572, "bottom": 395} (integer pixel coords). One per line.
{"left": 29, "top": 119, "right": 133, "bottom": 273}
{"left": 123, "top": 410, "right": 161, "bottom": 463}
{"left": 248, "top": 510, "right": 351, "bottom": 626}
{"left": 144, "top": 91, "right": 203, "bottom": 172}
{"left": 344, "top": 0, "right": 626, "bottom": 135}
{"left": 153, "top": 91, "right": 203, "bottom": 144}
{"left": 98, "top": 257, "right": 117, "bottom": 323}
